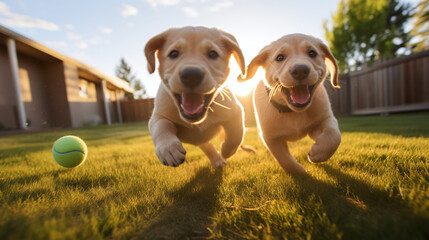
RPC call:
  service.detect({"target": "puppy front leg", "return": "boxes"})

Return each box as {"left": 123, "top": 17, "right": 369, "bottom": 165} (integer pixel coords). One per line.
{"left": 199, "top": 142, "right": 226, "bottom": 168}
{"left": 308, "top": 118, "right": 341, "bottom": 163}
{"left": 220, "top": 118, "right": 244, "bottom": 159}
{"left": 149, "top": 118, "right": 186, "bottom": 167}
{"left": 264, "top": 137, "right": 307, "bottom": 174}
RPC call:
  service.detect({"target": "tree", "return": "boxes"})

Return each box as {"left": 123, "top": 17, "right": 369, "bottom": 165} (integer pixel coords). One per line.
{"left": 324, "top": 0, "right": 413, "bottom": 72}
{"left": 115, "top": 58, "right": 147, "bottom": 99}
{"left": 410, "top": 0, "right": 429, "bottom": 51}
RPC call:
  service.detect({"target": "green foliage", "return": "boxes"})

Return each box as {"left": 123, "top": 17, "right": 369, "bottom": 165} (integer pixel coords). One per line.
{"left": 324, "top": 0, "right": 414, "bottom": 72}
{"left": 1, "top": 113, "right": 428, "bottom": 239}
{"left": 115, "top": 58, "right": 147, "bottom": 99}
{"left": 411, "top": 0, "right": 429, "bottom": 51}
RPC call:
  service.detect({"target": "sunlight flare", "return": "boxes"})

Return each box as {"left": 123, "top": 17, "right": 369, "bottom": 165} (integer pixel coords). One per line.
{"left": 226, "top": 59, "right": 264, "bottom": 97}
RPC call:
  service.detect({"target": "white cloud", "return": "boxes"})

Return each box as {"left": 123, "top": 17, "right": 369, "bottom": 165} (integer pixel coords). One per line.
{"left": 207, "top": 0, "right": 233, "bottom": 12}
{"left": 45, "top": 41, "right": 68, "bottom": 49}
{"left": 75, "top": 41, "right": 88, "bottom": 49}
{"left": 69, "top": 51, "right": 91, "bottom": 62}
{"left": 121, "top": 4, "right": 138, "bottom": 17}
{"left": 65, "top": 24, "right": 74, "bottom": 30}
{"left": 182, "top": 7, "right": 198, "bottom": 17}
{"left": 0, "top": 2, "right": 58, "bottom": 31}
{"left": 185, "top": 0, "right": 208, "bottom": 2}
{"left": 99, "top": 26, "right": 113, "bottom": 34}
{"left": 147, "top": 0, "right": 181, "bottom": 8}
{"left": 88, "top": 38, "right": 100, "bottom": 45}
{"left": 0, "top": 2, "right": 13, "bottom": 16}
{"left": 67, "top": 32, "right": 81, "bottom": 41}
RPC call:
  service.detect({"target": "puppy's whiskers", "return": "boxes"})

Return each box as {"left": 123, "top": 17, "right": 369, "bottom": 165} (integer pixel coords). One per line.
{"left": 213, "top": 100, "right": 232, "bottom": 110}
{"left": 220, "top": 88, "right": 232, "bottom": 101}
{"left": 268, "top": 82, "right": 281, "bottom": 100}
{"left": 219, "top": 89, "right": 226, "bottom": 101}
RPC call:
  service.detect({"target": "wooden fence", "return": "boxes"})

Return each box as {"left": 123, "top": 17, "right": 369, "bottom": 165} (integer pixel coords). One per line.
{"left": 120, "top": 98, "right": 154, "bottom": 122}
{"left": 327, "top": 50, "right": 429, "bottom": 115}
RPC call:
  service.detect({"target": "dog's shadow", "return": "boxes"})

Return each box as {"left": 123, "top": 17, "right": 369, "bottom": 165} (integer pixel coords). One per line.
{"left": 138, "top": 166, "right": 223, "bottom": 240}
{"left": 288, "top": 164, "right": 426, "bottom": 239}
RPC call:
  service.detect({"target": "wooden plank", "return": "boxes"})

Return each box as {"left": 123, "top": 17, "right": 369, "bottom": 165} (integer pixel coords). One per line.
{"left": 416, "top": 57, "right": 424, "bottom": 103}
{"left": 392, "top": 64, "right": 401, "bottom": 105}
{"left": 350, "top": 76, "right": 357, "bottom": 114}
{"left": 399, "top": 62, "right": 406, "bottom": 105}
{"left": 404, "top": 61, "right": 411, "bottom": 104}
{"left": 352, "top": 102, "right": 429, "bottom": 115}
{"left": 386, "top": 67, "right": 396, "bottom": 106}
{"left": 364, "top": 75, "right": 371, "bottom": 109}
{"left": 409, "top": 60, "right": 416, "bottom": 103}
{"left": 384, "top": 65, "right": 391, "bottom": 107}
{"left": 424, "top": 57, "right": 429, "bottom": 102}
{"left": 376, "top": 70, "right": 383, "bottom": 108}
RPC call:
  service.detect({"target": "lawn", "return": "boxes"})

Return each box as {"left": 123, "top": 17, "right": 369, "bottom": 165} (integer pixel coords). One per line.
{"left": 0, "top": 113, "right": 428, "bottom": 240}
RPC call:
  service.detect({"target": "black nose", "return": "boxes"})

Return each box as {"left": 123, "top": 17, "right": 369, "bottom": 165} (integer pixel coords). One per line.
{"left": 180, "top": 67, "right": 204, "bottom": 88}
{"left": 290, "top": 65, "right": 310, "bottom": 81}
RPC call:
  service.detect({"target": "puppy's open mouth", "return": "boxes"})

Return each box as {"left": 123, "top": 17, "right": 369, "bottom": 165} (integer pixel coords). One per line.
{"left": 174, "top": 92, "right": 214, "bottom": 122}
{"left": 281, "top": 85, "right": 315, "bottom": 108}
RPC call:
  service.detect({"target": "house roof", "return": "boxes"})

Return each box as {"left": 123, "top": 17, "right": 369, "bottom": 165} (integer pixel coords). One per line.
{"left": 0, "top": 25, "right": 133, "bottom": 93}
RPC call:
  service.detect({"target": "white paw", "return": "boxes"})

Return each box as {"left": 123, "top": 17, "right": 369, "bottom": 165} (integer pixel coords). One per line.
{"left": 284, "top": 161, "right": 307, "bottom": 174}
{"left": 307, "top": 147, "right": 330, "bottom": 163}
{"left": 211, "top": 157, "right": 227, "bottom": 169}
{"left": 155, "top": 141, "right": 186, "bottom": 167}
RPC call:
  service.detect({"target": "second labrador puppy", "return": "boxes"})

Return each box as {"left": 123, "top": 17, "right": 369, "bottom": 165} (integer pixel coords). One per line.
{"left": 145, "top": 26, "right": 247, "bottom": 168}
{"left": 239, "top": 34, "right": 341, "bottom": 174}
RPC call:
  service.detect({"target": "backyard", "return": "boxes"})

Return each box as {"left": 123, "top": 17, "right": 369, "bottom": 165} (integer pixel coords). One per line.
{"left": 0, "top": 113, "right": 428, "bottom": 239}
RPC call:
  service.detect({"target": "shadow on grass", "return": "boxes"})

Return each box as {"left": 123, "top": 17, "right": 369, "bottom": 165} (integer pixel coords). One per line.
{"left": 290, "top": 164, "right": 428, "bottom": 240}
{"left": 137, "top": 166, "right": 223, "bottom": 240}
{"left": 1, "top": 169, "right": 71, "bottom": 203}
{"left": 1, "top": 169, "right": 68, "bottom": 189}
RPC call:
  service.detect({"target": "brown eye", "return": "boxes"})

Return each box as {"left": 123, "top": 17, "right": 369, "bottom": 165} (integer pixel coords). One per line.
{"left": 276, "top": 54, "right": 285, "bottom": 62}
{"left": 169, "top": 50, "right": 180, "bottom": 59}
{"left": 207, "top": 50, "right": 219, "bottom": 60}
{"left": 308, "top": 50, "right": 317, "bottom": 58}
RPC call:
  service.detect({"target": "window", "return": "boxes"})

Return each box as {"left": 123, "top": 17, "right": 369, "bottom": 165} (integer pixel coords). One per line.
{"left": 79, "top": 79, "right": 89, "bottom": 98}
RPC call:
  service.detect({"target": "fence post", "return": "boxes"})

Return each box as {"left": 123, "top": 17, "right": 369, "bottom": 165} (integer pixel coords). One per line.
{"left": 349, "top": 73, "right": 355, "bottom": 115}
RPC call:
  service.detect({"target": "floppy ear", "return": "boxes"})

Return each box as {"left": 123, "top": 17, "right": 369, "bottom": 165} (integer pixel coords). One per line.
{"left": 220, "top": 31, "right": 246, "bottom": 76}
{"left": 319, "top": 41, "right": 339, "bottom": 88}
{"left": 144, "top": 31, "right": 168, "bottom": 74}
{"left": 237, "top": 48, "right": 269, "bottom": 82}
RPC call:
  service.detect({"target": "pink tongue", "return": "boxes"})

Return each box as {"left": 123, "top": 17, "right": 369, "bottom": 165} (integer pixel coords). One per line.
{"left": 290, "top": 86, "right": 310, "bottom": 105}
{"left": 181, "top": 93, "right": 204, "bottom": 115}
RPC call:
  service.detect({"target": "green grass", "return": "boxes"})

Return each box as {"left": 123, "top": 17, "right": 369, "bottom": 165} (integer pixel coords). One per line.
{"left": 1, "top": 113, "right": 428, "bottom": 240}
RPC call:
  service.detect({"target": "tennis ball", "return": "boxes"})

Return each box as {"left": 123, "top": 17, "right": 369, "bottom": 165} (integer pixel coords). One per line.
{"left": 52, "top": 135, "right": 87, "bottom": 168}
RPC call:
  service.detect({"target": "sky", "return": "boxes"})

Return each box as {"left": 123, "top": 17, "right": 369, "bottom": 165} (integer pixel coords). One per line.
{"left": 0, "top": 0, "right": 421, "bottom": 97}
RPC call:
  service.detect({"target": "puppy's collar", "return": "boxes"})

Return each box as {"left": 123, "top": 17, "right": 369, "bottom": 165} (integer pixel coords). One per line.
{"left": 265, "top": 86, "right": 293, "bottom": 113}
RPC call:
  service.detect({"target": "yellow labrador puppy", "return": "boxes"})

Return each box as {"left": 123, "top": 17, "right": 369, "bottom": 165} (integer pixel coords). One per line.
{"left": 145, "top": 26, "right": 247, "bottom": 168}
{"left": 239, "top": 34, "right": 341, "bottom": 174}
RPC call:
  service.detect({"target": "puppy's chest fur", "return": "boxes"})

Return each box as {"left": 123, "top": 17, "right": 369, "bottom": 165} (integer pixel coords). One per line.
{"left": 254, "top": 81, "right": 330, "bottom": 142}
{"left": 176, "top": 103, "right": 239, "bottom": 144}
